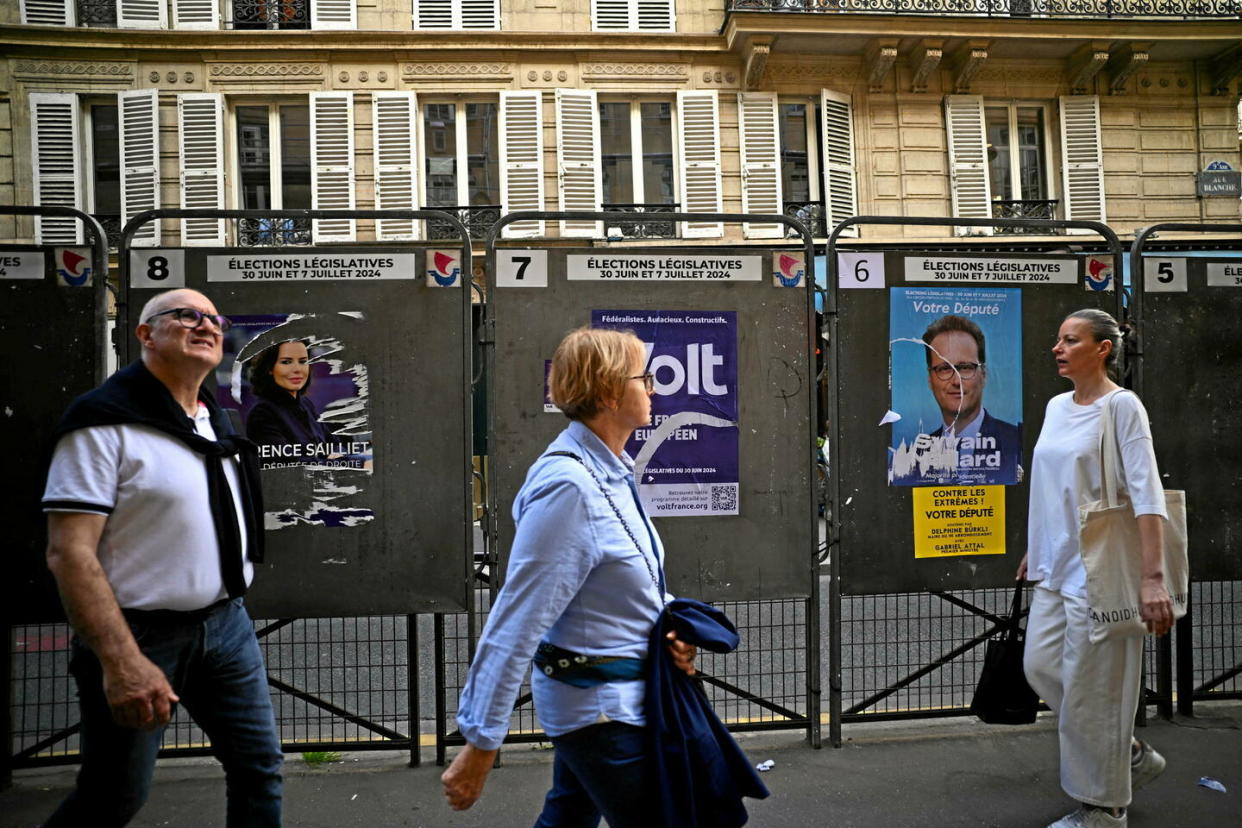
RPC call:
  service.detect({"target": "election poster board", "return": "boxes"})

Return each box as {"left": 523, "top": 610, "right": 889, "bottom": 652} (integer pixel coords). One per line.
{"left": 832, "top": 249, "right": 1117, "bottom": 593}
{"left": 490, "top": 247, "right": 814, "bottom": 602}
{"left": 594, "top": 309, "right": 740, "bottom": 517}
{"left": 215, "top": 313, "right": 375, "bottom": 530}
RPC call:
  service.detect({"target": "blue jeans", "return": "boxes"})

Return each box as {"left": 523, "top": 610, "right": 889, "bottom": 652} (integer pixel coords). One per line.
{"left": 533, "top": 721, "right": 653, "bottom": 828}
{"left": 45, "top": 598, "right": 283, "bottom": 828}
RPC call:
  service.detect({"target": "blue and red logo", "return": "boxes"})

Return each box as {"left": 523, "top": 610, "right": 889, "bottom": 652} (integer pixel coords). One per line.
{"left": 773, "top": 253, "right": 805, "bottom": 288}
{"left": 56, "top": 248, "right": 92, "bottom": 287}
{"left": 427, "top": 250, "right": 460, "bottom": 287}
{"left": 1085, "top": 256, "right": 1113, "bottom": 292}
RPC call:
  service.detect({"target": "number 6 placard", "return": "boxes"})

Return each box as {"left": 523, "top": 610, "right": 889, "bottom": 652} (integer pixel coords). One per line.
{"left": 494, "top": 250, "right": 548, "bottom": 288}
{"left": 837, "top": 251, "right": 885, "bottom": 290}
{"left": 130, "top": 249, "right": 186, "bottom": 289}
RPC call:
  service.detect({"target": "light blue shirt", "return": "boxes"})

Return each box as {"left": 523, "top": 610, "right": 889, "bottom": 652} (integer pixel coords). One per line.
{"left": 455, "top": 420, "right": 669, "bottom": 751}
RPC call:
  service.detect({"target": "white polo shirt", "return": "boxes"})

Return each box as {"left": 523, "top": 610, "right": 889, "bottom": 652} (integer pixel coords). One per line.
{"left": 43, "top": 404, "right": 254, "bottom": 611}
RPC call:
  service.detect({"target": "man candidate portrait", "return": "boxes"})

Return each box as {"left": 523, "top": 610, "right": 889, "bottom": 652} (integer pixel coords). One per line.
{"left": 40, "top": 288, "right": 282, "bottom": 827}
{"left": 912, "top": 314, "right": 1022, "bottom": 485}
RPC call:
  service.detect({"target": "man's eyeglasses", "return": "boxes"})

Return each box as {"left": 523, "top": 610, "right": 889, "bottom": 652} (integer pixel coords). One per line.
{"left": 929, "top": 361, "right": 983, "bottom": 380}
{"left": 146, "top": 307, "right": 232, "bottom": 332}
{"left": 628, "top": 372, "right": 655, "bottom": 393}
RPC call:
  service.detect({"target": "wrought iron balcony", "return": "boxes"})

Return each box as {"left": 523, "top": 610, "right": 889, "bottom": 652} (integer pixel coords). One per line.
{"left": 726, "top": 0, "right": 1240, "bottom": 17}
{"left": 91, "top": 214, "right": 122, "bottom": 250}
{"left": 426, "top": 205, "right": 502, "bottom": 241}
{"left": 602, "top": 203, "right": 679, "bottom": 240}
{"left": 992, "top": 199, "right": 1061, "bottom": 233}
{"left": 236, "top": 217, "right": 313, "bottom": 247}
{"left": 231, "top": 0, "right": 311, "bottom": 30}
{"left": 784, "top": 200, "right": 828, "bottom": 237}
{"left": 77, "top": 0, "right": 117, "bottom": 26}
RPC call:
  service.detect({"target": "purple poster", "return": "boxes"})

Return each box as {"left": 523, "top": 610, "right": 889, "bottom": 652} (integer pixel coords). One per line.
{"left": 594, "top": 309, "right": 739, "bottom": 516}
{"left": 215, "top": 313, "right": 374, "bottom": 530}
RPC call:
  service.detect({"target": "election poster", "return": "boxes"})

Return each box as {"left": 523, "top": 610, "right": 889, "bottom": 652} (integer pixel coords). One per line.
{"left": 888, "top": 287, "right": 1022, "bottom": 487}
{"left": 912, "top": 486, "right": 1006, "bottom": 558}
{"left": 215, "top": 313, "right": 375, "bottom": 530}
{"left": 593, "top": 309, "right": 740, "bottom": 516}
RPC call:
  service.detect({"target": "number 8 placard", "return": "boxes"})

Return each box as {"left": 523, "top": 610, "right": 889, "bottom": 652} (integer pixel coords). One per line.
{"left": 130, "top": 249, "right": 186, "bottom": 289}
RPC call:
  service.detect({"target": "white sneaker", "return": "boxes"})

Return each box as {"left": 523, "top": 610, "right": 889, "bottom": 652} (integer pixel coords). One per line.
{"left": 1047, "top": 805, "right": 1127, "bottom": 828}
{"left": 1131, "top": 739, "right": 1167, "bottom": 791}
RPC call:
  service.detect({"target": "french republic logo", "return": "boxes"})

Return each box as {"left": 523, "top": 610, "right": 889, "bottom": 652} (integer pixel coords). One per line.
{"left": 55, "top": 248, "right": 93, "bottom": 287}
{"left": 773, "top": 252, "right": 805, "bottom": 288}
{"left": 1085, "top": 256, "right": 1114, "bottom": 292}
{"left": 426, "top": 250, "right": 460, "bottom": 287}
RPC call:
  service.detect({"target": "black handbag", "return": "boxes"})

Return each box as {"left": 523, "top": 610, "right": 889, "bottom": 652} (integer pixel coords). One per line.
{"left": 970, "top": 583, "right": 1040, "bottom": 725}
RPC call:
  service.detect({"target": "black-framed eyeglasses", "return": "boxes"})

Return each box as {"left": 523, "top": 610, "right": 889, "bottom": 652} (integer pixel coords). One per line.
{"left": 145, "top": 307, "right": 232, "bottom": 332}
{"left": 929, "top": 361, "right": 983, "bottom": 380}
{"left": 629, "top": 372, "right": 655, "bottom": 393}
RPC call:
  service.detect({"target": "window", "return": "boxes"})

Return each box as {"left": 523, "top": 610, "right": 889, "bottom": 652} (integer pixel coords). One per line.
{"left": 233, "top": 103, "right": 312, "bottom": 244}
{"left": 21, "top": 0, "right": 166, "bottom": 27}
{"left": 986, "top": 103, "right": 1053, "bottom": 220}
{"left": 422, "top": 100, "right": 501, "bottom": 239}
{"left": 591, "top": 0, "right": 674, "bottom": 32}
{"left": 412, "top": 0, "right": 498, "bottom": 29}
{"left": 86, "top": 102, "right": 122, "bottom": 245}
{"left": 19, "top": 0, "right": 356, "bottom": 28}
{"left": 598, "top": 99, "right": 677, "bottom": 238}
{"left": 232, "top": 0, "right": 311, "bottom": 30}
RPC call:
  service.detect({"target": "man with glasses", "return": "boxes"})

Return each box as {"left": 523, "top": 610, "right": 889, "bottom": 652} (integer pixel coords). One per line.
{"left": 41, "top": 288, "right": 281, "bottom": 827}
{"left": 912, "top": 314, "right": 1021, "bottom": 486}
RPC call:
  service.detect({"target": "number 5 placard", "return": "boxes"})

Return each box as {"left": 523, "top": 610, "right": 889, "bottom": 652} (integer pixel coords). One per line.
{"left": 1143, "top": 258, "right": 1187, "bottom": 293}
{"left": 130, "top": 249, "right": 186, "bottom": 289}
{"left": 837, "top": 252, "right": 885, "bottom": 289}
{"left": 495, "top": 249, "right": 548, "bottom": 288}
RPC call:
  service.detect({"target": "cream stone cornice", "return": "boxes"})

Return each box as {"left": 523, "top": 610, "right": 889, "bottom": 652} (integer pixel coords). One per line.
{"left": 0, "top": 25, "right": 726, "bottom": 54}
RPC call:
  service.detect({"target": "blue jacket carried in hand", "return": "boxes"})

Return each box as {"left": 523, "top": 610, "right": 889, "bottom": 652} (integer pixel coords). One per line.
{"left": 646, "top": 598, "right": 770, "bottom": 827}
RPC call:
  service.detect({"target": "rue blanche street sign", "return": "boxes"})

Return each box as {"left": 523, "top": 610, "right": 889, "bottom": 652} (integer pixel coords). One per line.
{"left": 1197, "top": 160, "right": 1241, "bottom": 198}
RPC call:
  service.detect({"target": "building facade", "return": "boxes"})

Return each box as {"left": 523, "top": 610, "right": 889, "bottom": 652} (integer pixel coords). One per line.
{"left": 2, "top": 1, "right": 1239, "bottom": 251}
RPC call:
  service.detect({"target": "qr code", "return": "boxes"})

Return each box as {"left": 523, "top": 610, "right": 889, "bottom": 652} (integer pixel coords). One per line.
{"left": 710, "top": 484, "right": 738, "bottom": 513}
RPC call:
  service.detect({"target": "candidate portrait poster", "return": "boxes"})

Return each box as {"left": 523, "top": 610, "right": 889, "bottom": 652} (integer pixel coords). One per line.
{"left": 215, "top": 312, "right": 374, "bottom": 529}
{"left": 593, "top": 309, "right": 740, "bottom": 516}
{"left": 888, "top": 287, "right": 1022, "bottom": 487}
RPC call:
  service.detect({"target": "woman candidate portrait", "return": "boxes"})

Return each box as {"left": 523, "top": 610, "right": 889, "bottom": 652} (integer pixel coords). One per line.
{"left": 244, "top": 339, "right": 329, "bottom": 446}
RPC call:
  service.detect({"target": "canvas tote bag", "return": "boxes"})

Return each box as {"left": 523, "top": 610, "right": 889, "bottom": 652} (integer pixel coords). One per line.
{"left": 1078, "top": 390, "right": 1189, "bottom": 643}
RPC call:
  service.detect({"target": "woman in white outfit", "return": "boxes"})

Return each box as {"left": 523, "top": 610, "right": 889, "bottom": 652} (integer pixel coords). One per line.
{"left": 1018, "top": 308, "right": 1174, "bottom": 828}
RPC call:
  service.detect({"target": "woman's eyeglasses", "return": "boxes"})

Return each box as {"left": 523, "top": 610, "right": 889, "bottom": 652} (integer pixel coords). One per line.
{"left": 145, "top": 307, "right": 233, "bottom": 332}
{"left": 928, "top": 361, "right": 983, "bottom": 380}
{"left": 628, "top": 372, "right": 655, "bottom": 393}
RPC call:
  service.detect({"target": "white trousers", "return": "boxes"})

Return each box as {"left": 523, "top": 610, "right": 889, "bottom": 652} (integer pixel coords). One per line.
{"left": 1024, "top": 585, "right": 1145, "bottom": 808}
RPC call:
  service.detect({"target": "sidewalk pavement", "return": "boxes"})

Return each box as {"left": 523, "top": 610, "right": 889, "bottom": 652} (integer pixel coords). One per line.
{"left": 3, "top": 704, "right": 1239, "bottom": 827}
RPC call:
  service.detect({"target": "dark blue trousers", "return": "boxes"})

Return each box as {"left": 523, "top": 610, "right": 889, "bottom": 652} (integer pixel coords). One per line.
{"left": 45, "top": 598, "right": 283, "bottom": 828}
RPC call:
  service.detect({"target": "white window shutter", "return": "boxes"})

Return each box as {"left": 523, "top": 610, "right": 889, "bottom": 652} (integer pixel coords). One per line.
{"left": 636, "top": 0, "right": 673, "bottom": 31}
{"left": 29, "top": 92, "right": 83, "bottom": 245}
{"left": 372, "top": 91, "right": 420, "bottom": 241}
{"left": 312, "top": 0, "right": 356, "bottom": 29}
{"left": 415, "top": 0, "right": 498, "bottom": 29}
{"left": 820, "top": 89, "right": 858, "bottom": 239}
{"left": 555, "top": 89, "right": 602, "bottom": 238}
{"left": 737, "top": 92, "right": 782, "bottom": 240}
{"left": 21, "top": 0, "right": 73, "bottom": 25}
{"left": 119, "top": 89, "right": 161, "bottom": 247}
{"left": 944, "top": 94, "right": 993, "bottom": 237}
{"left": 178, "top": 93, "right": 225, "bottom": 246}
{"left": 117, "top": 0, "right": 167, "bottom": 28}
{"left": 676, "top": 90, "right": 723, "bottom": 239}
{"left": 1059, "top": 95, "right": 1106, "bottom": 234}
{"left": 500, "top": 91, "right": 545, "bottom": 239}
{"left": 593, "top": 0, "right": 673, "bottom": 31}
{"left": 173, "top": 0, "right": 219, "bottom": 29}
{"left": 311, "top": 92, "right": 356, "bottom": 242}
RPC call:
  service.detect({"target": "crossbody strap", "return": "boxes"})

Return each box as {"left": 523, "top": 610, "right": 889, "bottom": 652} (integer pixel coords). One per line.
{"left": 544, "top": 450, "right": 664, "bottom": 594}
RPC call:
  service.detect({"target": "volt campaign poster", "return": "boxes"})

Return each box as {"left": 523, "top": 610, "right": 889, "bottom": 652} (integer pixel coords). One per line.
{"left": 594, "top": 309, "right": 740, "bottom": 516}
{"left": 215, "top": 313, "right": 375, "bottom": 530}
{"left": 888, "top": 287, "right": 1022, "bottom": 487}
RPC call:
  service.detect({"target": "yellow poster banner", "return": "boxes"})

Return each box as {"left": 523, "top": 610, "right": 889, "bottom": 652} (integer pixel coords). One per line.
{"left": 912, "top": 485, "right": 1005, "bottom": 558}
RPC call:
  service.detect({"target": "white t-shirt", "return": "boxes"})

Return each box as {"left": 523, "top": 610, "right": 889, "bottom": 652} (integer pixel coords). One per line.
{"left": 42, "top": 404, "right": 253, "bottom": 611}
{"left": 1026, "top": 389, "right": 1167, "bottom": 597}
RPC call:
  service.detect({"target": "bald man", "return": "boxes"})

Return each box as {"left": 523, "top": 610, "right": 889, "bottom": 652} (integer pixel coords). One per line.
{"left": 41, "top": 289, "right": 281, "bottom": 827}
